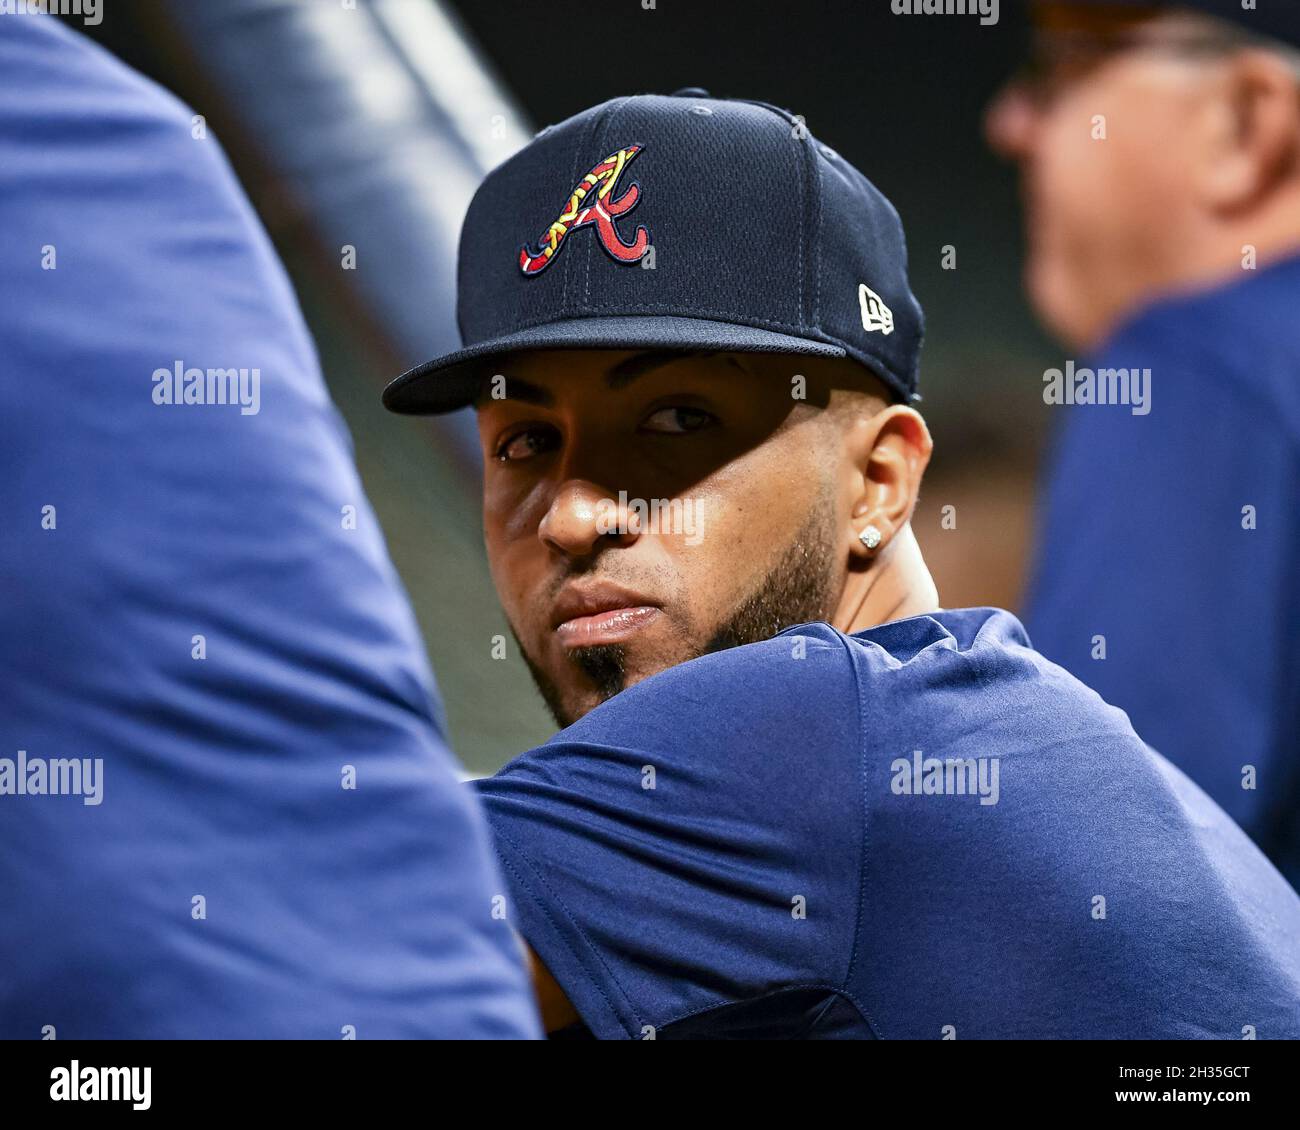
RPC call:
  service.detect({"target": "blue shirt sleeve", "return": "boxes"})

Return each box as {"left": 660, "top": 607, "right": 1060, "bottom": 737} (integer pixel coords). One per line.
{"left": 474, "top": 625, "right": 870, "bottom": 1039}
{"left": 0, "top": 13, "right": 538, "bottom": 1039}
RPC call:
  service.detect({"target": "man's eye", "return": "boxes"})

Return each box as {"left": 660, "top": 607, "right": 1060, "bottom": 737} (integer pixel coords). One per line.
{"left": 496, "top": 425, "right": 558, "bottom": 462}
{"left": 642, "top": 406, "right": 717, "bottom": 435}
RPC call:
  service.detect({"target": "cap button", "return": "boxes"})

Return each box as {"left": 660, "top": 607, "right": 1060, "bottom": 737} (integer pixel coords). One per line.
{"left": 669, "top": 87, "right": 711, "bottom": 99}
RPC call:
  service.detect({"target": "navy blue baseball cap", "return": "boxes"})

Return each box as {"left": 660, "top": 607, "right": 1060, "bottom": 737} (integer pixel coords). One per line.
{"left": 383, "top": 90, "right": 924, "bottom": 415}
{"left": 1031, "top": 1, "right": 1300, "bottom": 47}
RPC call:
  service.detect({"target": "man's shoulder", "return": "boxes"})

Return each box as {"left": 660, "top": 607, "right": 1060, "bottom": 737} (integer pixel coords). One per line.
{"left": 825, "top": 606, "right": 1088, "bottom": 716}
{"left": 544, "top": 607, "right": 1097, "bottom": 769}
{"left": 547, "top": 621, "right": 863, "bottom": 776}
{"left": 486, "top": 607, "right": 1141, "bottom": 817}
{"left": 551, "top": 608, "right": 1035, "bottom": 734}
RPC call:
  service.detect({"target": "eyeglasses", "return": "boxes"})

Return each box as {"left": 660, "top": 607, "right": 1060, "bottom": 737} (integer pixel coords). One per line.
{"left": 1010, "top": 26, "right": 1247, "bottom": 106}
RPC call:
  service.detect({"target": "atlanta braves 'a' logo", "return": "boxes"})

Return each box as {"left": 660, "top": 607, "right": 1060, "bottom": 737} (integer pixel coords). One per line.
{"left": 518, "top": 144, "right": 651, "bottom": 276}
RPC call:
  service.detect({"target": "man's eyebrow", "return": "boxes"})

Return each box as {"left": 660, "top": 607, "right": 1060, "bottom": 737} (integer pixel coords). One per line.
{"left": 604, "top": 349, "right": 723, "bottom": 389}
{"left": 473, "top": 350, "right": 729, "bottom": 406}
{"left": 473, "top": 374, "right": 553, "bottom": 408}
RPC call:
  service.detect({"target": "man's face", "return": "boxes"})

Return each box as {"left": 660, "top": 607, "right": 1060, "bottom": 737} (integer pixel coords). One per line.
{"left": 986, "top": 7, "right": 1221, "bottom": 347}
{"left": 475, "top": 349, "right": 856, "bottom": 728}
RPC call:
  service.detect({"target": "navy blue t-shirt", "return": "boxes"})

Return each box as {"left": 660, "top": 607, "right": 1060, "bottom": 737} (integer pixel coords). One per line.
{"left": 476, "top": 608, "right": 1300, "bottom": 1039}
{"left": 1025, "top": 256, "right": 1300, "bottom": 886}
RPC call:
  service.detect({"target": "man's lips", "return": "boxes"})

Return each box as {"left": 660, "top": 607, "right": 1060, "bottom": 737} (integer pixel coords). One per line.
{"left": 551, "top": 583, "right": 662, "bottom": 648}
{"left": 555, "top": 605, "right": 661, "bottom": 647}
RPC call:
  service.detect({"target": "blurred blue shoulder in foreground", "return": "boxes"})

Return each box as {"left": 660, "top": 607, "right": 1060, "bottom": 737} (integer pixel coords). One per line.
{"left": 0, "top": 12, "right": 538, "bottom": 1038}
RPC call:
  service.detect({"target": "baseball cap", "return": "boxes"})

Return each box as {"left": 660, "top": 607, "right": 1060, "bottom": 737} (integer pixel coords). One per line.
{"left": 1032, "top": 1, "right": 1300, "bottom": 47}
{"left": 382, "top": 90, "right": 924, "bottom": 415}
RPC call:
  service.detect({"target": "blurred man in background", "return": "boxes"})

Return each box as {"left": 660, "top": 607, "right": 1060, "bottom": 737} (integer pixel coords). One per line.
{"left": 987, "top": 0, "right": 1300, "bottom": 885}
{"left": 0, "top": 11, "right": 537, "bottom": 1038}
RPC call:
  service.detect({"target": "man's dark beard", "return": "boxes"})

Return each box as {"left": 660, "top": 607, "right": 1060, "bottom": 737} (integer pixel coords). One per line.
{"left": 515, "top": 494, "right": 840, "bottom": 729}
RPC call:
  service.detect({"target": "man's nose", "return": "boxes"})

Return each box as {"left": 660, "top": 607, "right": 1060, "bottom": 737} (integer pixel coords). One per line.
{"left": 984, "top": 80, "right": 1039, "bottom": 161}
{"left": 537, "top": 479, "right": 641, "bottom": 559}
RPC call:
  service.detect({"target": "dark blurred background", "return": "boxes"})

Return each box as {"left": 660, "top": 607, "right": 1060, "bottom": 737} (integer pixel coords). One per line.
{"left": 61, "top": 0, "right": 1053, "bottom": 773}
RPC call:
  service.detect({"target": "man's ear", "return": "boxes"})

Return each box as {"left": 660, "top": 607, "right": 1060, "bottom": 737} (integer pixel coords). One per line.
{"left": 849, "top": 406, "right": 933, "bottom": 553}
{"left": 1198, "top": 49, "right": 1300, "bottom": 213}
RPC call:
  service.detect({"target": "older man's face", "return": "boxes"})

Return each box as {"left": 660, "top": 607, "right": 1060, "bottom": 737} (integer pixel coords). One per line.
{"left": 986, "top": 6, "right": 1227, "bottom": 348}
{"left": 474, "top": 349, "right": 856, "bottom": 728}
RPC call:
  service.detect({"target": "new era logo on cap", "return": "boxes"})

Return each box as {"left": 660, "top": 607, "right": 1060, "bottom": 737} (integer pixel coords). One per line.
{"left": 383, "top": 90, "right": 924, "bottom": 415}
{"left": 859, "top": 284, "right": 895, "bottom": 335}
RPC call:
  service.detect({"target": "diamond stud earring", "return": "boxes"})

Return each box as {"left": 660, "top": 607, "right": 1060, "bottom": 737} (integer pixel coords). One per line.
{"left": 859, "top": 525, "right": 882, "bottom": 551}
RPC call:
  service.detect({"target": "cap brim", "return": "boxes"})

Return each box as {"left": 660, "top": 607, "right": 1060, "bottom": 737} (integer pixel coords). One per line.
{"left": 382, "top": 315, "right": 848, "bottom": 415}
